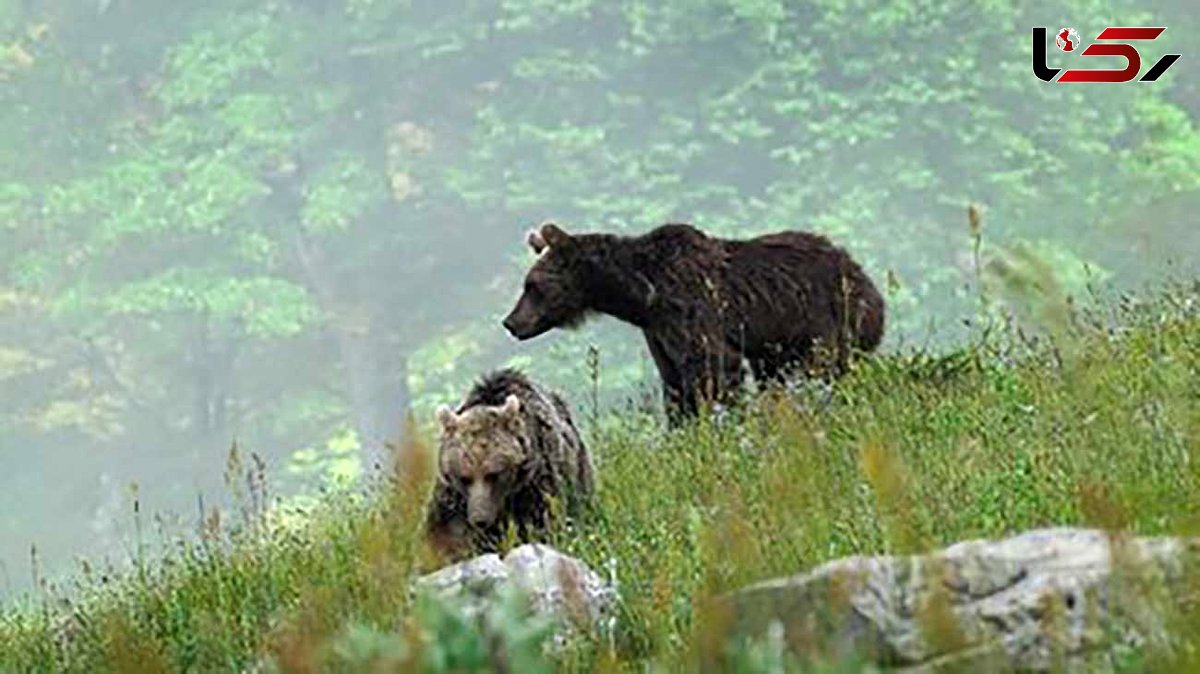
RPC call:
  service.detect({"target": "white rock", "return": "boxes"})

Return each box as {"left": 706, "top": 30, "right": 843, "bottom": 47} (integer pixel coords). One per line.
{"left": 723, "top": 527, "right": 1195, "bottom": 672}
{"left": 413, "top": 544, "right": 615, "bottom": 646}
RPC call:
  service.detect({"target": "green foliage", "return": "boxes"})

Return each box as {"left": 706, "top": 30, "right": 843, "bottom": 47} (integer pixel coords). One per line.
{"left": 100, "top": 271, "right": 317, "bottom": 338}
{"left": 156, "top": 15, "right": 282, "bottom": 110}
{"left": 287, "top": 423, "right": 362, "bottom": 485}
{"left": 1126, "top": 96, "right": 1200, "bottom": 194}
{"left": 302, "top": 157, "right": 381, "bottom": 235}
{"left": 286, "top": 587, "right": 556, "bottom": 673}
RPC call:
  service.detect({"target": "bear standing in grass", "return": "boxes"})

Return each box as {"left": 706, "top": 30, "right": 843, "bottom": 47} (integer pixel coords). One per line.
{"left": 503, "top": 222, "right": 885, "bottom": 422}
{"left": 425, "top": 369, "right": 594, "bottom": 559}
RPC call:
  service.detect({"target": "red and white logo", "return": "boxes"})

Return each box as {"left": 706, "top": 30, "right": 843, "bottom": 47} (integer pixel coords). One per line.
{"left": 1033, "top": 26, "right": 1181, "bottom": 83}
{"left": 1055, "top": 27, "right": 1081, "bottom": 52}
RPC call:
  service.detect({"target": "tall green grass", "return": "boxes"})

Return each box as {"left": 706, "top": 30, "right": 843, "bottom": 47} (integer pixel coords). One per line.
{"left": 1, "top": 281, "right": 1198, "bottom": 672}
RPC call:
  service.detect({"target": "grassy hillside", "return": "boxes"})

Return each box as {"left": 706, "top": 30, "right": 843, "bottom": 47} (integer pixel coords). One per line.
{"left": 1, "top": 282, "right": 1198, "bottom": 672}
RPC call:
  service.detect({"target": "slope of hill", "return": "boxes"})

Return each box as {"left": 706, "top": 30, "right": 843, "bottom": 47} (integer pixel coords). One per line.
{"left": 1, "top": 283, "right": 1198, "bottom": 672}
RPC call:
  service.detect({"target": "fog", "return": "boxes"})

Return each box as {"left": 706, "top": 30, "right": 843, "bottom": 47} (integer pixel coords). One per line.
{"left": 1, "top": 1, "right": 1197, "bottom": 597}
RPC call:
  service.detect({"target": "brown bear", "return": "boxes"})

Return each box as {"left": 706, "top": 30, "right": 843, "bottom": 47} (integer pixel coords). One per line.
{"left": 502, "top": 222, "right": 885, "bottom": 422}
{"left": 424, "top": 368, "right": 594, "bottom": 560}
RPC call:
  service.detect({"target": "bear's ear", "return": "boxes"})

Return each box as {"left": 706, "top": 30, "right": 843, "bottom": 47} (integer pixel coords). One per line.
{"left": 436, "top": 405, "right": 458, "bottom": 432}
{"left": 500, "top": 394, "right": 522, "bottom": 418}
{"left": 526, "top": 229, "right": 547, "bottom": 254}
{"left": 539, "top": 221, "right": 570, "bottom": 248}
{"left": 499, "top": 395, "right": 524, "bottom": 434}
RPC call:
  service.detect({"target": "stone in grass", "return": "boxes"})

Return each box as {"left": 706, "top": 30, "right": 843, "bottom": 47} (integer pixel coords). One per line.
{"left": 414, "top": 543, "right": 616, "bottom": 650}
{"left": 720, "top": 527, "right": 1200, "bottom": 673}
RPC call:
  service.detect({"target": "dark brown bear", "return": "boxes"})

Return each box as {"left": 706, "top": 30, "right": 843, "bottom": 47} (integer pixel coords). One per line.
{"left": 425, "top": 368, "right": 594, "bottom": 560}
{"left": 502, "top": 222, "right": 884, "bottom": 422}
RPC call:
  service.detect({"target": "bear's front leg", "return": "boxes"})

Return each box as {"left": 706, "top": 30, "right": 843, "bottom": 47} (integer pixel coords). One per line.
{"left": 644, "top": 331, "right": 691, "bottom": 425}
{"left": 663, "top": 379, "right": 698, "bottom": 426}
{"left": 425, "top": 493, "right": 472, "bottom": 561}
{"left": 646, "top": 329, "right": 743, "bottom": 426}
{"left": 672, "top": 351, "right": 744, "bottom": 426}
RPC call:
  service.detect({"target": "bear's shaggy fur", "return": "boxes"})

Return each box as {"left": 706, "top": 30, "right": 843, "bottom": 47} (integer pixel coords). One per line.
{"left": 424, "top": 368, "right": 593, "bottom": 559}
{"left": 502, "top": 222, "right": 885, "bottom": 421}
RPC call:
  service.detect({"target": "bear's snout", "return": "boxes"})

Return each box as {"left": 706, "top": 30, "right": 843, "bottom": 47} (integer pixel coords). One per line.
{"left": 467, "top": 485, "right": 499, "bottom": 526}
{"left": 501, "top": 313, "right": 522, "bottom": 337}
{"left": 502, "top": 309, "right": 539, "bottom": 340}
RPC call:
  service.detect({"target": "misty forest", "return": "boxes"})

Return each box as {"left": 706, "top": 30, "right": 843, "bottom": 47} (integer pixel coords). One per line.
{"left": 2, "top": 0, "right": 1200, "bottom": 671}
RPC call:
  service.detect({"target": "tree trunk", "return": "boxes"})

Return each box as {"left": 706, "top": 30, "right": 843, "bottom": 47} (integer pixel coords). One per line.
{"left": 189, "top": 310, "right": 238, "bottom": 443}
{"left": 274, "top": 164, "right": 412, "bottom": 477}
{"left": 339, "top": 326, "right": 410, "bottom": 475}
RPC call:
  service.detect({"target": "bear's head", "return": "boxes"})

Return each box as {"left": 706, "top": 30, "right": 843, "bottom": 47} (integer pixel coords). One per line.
{"left": 502, "top": 222, "right": 591, "bottom": 340}
{"left": 435, "top": 395, "right": 529, "bottom": 528}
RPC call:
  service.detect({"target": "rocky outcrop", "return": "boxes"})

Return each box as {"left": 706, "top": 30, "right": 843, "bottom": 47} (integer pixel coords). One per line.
{"left": 414, "top": 543, "right": 615, "bottom": 648}
{"left": 721, "top": 528, "right": 1199, "bottom": 672}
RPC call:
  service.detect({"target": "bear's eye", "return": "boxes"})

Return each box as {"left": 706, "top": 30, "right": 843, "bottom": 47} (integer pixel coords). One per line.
{"left": 523, "top": 280, "right": 541, "bottom": 298}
